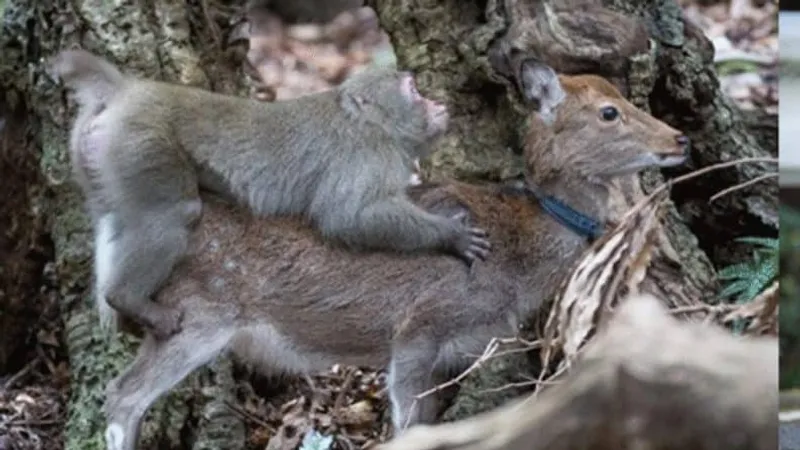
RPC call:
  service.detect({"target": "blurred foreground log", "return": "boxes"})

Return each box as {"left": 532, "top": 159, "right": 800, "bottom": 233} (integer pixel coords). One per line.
{"left": 381, "top": 294, "right": 778, "bottom": 450}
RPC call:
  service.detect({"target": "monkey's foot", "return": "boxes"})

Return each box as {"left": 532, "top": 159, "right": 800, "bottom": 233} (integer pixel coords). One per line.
{"left": 142, "top": 307, "right": 183, "bottom": 340}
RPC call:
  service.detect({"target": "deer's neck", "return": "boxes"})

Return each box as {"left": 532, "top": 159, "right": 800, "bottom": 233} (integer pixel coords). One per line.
{"left": 500, "top": 176, "right": 612, "bottom": 323}
{"left": 533, "top": 175, "right": 610, "bottom": 233}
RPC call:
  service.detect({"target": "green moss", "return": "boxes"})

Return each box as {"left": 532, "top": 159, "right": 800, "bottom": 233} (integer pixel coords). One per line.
{"left": 441, "top": 352, "right": 534, "bottom": 422}
{"left": 64, "top": 311, "right": 138, "bottom": 450}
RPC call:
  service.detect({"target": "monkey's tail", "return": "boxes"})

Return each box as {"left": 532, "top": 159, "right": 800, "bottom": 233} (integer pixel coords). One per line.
{"left": 50, "top": 49, "right": 126, "bottom": 107}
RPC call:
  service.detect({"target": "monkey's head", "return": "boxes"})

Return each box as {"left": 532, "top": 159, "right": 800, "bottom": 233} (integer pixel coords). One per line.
{"left": 338, "top": 68, "right": 449, "bottom": 150}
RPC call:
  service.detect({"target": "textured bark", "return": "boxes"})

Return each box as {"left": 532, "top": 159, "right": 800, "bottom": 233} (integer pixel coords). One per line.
{"left": 0, "top": 80, "right": 51, "bottom": 372}
{"left": 368, "top": 0, "right": 771, "bottom": 421}
{"left": 0, "top": 1, "right": 248, "bottom": 448}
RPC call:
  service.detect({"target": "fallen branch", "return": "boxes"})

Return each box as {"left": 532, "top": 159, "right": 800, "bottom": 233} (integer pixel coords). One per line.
{"left": 642, "top": 156, "right": 777, "bottom": 207}
{"left": 710, "top": 172, "right": 778, "bottom": 203}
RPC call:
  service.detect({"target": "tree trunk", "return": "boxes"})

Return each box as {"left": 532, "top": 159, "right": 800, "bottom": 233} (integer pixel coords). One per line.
{"left": 0, "top": 0, "right": 774, "bottom": 448}
{"left": 2, "top": 1, "right": 249, "bottom": 448}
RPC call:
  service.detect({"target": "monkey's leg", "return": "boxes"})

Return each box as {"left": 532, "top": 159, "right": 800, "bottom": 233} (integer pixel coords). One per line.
{"left": 387, "top": 341, "right": 440, "bottom": 434}
{"left": 104, "top": 326, "right": 234, "bottom": 450}
{"left": 102, "top": 213, "right": 194, "bottom": 339}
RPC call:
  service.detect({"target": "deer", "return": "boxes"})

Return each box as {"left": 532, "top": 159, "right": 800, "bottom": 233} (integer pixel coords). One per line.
{"left": 100, "top": 63, "right": 689, "bottom": 450}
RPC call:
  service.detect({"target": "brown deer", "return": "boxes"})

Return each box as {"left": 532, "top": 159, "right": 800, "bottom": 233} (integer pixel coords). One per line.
{"left": 102, "top": 68, "right": 688, "bottom": 450}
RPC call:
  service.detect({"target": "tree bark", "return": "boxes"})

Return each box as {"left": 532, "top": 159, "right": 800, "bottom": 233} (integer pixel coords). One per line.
{"left": 0, "top": 0, "right": 774, "bottom": 448}
{"left": 0, "top": 71, "right": 51, "bottom": 372}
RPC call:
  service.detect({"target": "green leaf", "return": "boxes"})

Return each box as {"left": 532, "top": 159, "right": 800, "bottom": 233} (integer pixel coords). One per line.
{"left": 715, "top": 60, "right": 760, "bottom": 75}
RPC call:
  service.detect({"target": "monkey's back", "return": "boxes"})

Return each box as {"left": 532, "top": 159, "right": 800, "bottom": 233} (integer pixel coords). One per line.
{"left": 109, "top": 79, "right": 359, "bottom": 216}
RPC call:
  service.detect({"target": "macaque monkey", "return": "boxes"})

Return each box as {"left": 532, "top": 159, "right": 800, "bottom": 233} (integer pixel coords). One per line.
{"left": 50, "top": 49, "right": 490, "bottom": 339}
{"left": 101, "top": 62, "right": 691, "bottom": 450}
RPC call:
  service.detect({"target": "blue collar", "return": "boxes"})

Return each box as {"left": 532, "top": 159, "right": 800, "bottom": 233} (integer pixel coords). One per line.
{"left": 501, "top": 182, "right": 603, "bottom": 241}
{"left": 532, "top": 192, "right": 603, "bottom": 241}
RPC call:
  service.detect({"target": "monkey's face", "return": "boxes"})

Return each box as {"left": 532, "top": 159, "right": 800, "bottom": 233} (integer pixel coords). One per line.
{"left": 398, "top": 74, "right": 449, "bottom": 140}
{"left": 347, "top": 70, "right": 450, "bottom": 148}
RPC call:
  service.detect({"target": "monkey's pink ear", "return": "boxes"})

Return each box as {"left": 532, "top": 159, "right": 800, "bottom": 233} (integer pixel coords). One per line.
{"left": 518, "top": 59, "right": 564, "bottom": 125}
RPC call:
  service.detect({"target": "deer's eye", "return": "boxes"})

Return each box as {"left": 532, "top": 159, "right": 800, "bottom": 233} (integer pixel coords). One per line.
{"left": 599, "top": 106, "right": 619, "bottom": 122}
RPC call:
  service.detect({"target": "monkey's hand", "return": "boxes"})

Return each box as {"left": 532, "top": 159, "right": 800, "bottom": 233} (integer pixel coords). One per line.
{"left": 449, "top": 212, "right": 491, "bottom": 265}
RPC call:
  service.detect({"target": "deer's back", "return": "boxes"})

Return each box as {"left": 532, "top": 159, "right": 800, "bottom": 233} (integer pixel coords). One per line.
{"left": 156, "top": 184, "right": 544, "bottom": 368}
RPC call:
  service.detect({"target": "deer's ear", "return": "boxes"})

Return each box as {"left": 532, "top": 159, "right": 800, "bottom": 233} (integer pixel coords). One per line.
{"left": 488, "top": 41, "right": 565, "bottom": 124}
{"left": 518, "top": 59, "right": 564, "bottom": 125}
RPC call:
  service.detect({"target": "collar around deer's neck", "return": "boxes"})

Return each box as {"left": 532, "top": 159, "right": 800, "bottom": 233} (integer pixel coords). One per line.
{"left": 523, "top": 183, "right": 603, "bottom": 241}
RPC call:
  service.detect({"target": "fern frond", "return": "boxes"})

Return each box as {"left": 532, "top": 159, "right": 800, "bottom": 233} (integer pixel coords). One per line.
{"left": 717, "top": 235, "right": 778, "bottom": 304}
{"left": 717, "top": 262, "right": 755, "bottom": 280}
{"left": 718, "top": 279, "right": 751, "bottom": 299}
{"left": 742, "top": 282, "right": 765, "bottom": 304}
{"left": 736, "top": 236, "right": 778, "bottom": 250}
{"left": 757, "top": 256, "right": 778, "bottom": 281}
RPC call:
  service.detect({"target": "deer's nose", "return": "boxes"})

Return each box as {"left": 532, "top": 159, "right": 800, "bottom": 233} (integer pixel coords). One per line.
{"left": 676, "top": 135, "right": 690, "bottom": 155}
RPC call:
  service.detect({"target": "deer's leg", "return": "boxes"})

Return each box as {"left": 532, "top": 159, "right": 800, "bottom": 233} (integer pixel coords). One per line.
{"left": 431, "top": 365, "right": 462, "bottom": 417}
{"left": 104, "top": 327, "right": 233, "bottom": 450}
{"left": 387, "top": 340, "right": 440, "bottom": 434}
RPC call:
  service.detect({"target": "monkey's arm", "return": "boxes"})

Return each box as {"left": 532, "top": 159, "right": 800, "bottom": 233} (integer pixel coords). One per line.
{"left": 327, "top": 197, "right": 490, "bottom": 262}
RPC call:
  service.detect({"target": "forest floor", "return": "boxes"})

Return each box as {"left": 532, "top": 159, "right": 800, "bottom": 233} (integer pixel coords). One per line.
{"left": 0, "top": 1, "right": 778, "bottom": 449}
